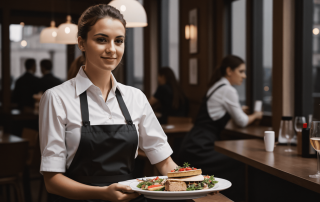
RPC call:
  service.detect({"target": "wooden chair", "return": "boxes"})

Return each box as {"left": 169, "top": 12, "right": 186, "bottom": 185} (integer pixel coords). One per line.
{"left": 0, "top": 141, "right": 29, "bottom": 202}
{"left": 167, "top": 116, "right": 193, "bottom": 124}
{"left": 21, "top": 128, "right": 44, "bottom": 202}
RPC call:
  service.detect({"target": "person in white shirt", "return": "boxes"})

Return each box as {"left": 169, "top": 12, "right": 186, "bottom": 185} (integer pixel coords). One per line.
{"left": 178, "top": 55, "right": 262, "bottom": 200}
{"left": 39, "top": 4, "right": 177, "bottom": 202}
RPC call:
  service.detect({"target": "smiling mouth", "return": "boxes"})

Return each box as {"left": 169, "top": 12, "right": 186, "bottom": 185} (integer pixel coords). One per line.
{"left": 101, "top": 57, "right": 117, "bottom": 59}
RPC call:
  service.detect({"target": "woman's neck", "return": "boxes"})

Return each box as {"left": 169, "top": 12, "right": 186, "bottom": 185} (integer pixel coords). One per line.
{"left": 83, "top": 62, "right": 112, "bottom": 101}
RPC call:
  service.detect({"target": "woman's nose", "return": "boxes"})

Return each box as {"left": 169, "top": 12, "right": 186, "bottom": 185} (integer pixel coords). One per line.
{"left": 243, "top": 73, "right": 247, "bottom": 79}
{"left": 106, "top": 41, "right": 116, "bottom": 54}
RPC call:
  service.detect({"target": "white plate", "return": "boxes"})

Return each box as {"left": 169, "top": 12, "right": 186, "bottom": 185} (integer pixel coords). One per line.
{"left": 129, "top": 176, "right": 232, "bottom": 200}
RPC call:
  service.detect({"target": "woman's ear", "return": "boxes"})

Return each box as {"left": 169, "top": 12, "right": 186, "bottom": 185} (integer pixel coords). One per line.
{"left": 78, "top": 36, "right": 85, "bottom": 52}
{"left": 226, "top": 67, "right": 232, "bottom": 77}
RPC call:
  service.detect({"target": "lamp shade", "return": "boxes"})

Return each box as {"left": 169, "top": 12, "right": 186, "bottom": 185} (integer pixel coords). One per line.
{"left": 108, "top": 0, "right": 147, "bottom": 27}
{"left": 56, "top": 15, "right": 78, "bottom": 44}
{"left": 40, "top": 21, "right": 58, "bottom": 43}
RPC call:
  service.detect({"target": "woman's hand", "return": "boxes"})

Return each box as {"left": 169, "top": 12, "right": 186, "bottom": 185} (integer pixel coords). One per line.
{"left": 254, "top": 111, "right": 263, "bottom": 119}
{"left": 102, "top": 184, "right": 140, "bottom": 202}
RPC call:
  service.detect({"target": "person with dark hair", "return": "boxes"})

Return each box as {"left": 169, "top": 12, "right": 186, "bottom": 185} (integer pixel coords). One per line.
{"left": 12, "top": 58, "right": 40, "bottom": 110}
{"left": 39, "top": 4, "right": 178, "bottom": 202}
{"left": 149, "top": 67, "right": 188, "bottom": 124}
{"left": 179, "top": 55, "right": 263, "bottom": 200}
{"left": 38, "top": 59, "right": 62, "bottom": 93}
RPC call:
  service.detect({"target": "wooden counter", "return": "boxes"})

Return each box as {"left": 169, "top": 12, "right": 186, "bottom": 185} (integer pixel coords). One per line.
{"left": 215, "top": 139, "right": 320, "bottom": 194}
{"left": 221, "top": 121, "right": 272, "bottom": 139}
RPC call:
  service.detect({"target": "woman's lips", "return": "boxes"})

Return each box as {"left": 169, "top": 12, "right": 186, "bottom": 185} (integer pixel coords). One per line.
{"left": 101, "top": 57, "right": 117, "bottom": 62}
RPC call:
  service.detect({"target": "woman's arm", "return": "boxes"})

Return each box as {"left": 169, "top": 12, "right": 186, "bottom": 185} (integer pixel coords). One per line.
{"left": 43, "top": 172, "right": 139, "bottom": 201}
{"left": 155, "top": 157, "right": 178, "bottom": 176}
{"left": 246, "top": 111, "right": 263, "bottom": 125}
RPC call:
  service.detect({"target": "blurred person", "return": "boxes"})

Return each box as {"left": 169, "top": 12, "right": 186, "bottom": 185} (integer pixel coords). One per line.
{"left": 12, "top": 58, "right": 40, "bottom": 110}
{"left": 38, "top": 59, "right": 62, "bottom": 93}
{"left": 178, "top": 55, "right": 263, "bottom": 200}
{"left": 67, "top": 55, "right": 85, "bottom": 80}
{"left": 149, "top": 67, "right": 189, "bottom": 124}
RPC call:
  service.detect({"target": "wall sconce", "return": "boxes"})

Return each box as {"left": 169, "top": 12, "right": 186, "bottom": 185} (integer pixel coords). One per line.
{"left": 185, "top": 25, "right": 190, "bottom": 40}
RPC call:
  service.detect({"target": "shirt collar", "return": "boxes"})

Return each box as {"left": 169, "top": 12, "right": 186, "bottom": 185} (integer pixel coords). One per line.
{"left": 221, "top": 77, "right": 231, "bottom": 86}
{"left": 75, "top": 66, "right": 124, "bottom": 96}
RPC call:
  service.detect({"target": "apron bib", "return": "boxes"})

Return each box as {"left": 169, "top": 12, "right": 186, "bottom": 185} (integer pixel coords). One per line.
{"left": 48, "top": 89, "right": 145, "bottom": 202}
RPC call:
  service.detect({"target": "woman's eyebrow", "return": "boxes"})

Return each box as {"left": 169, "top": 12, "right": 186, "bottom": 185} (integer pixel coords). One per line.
{"left": 93, "top": 33, "right": 125, "bottom": 38}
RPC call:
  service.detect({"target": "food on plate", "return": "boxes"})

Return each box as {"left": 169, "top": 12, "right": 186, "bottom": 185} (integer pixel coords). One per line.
{"left": 136, "top": 163, "right": 218, "bottom": 191}
{"left": 167, "top": 162, "right": 202, "bottom": 178}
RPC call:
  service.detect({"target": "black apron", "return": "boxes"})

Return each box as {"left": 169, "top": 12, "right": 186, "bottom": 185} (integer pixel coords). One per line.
{"left": 178, "top": 84, "right": 245, "bottom": 200}
{"left": 48, "top": 89, "right": 145, "bottom": 202}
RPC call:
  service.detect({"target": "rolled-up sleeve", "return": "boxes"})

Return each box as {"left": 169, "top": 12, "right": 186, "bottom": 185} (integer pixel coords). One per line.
{"left": 39, "top": 89, "right": 67, "bottom": 173}
{"left": 138, "top": 92, "right": 173, "bottom": 165}
{"left": 223, "top": 88, "right": 249, "bottom": 127}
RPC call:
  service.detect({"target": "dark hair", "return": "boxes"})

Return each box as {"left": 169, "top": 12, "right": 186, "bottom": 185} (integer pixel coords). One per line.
{"left": 208, "top": 55, "right": 245, "bottom": 87}
{"left": 159, "top": 67, "right": 185, "bottom": 110}
{"left": 25, "top": 59, "right": 36, "bottom": 70}
{"left": 40, "top": 59, "right": 52, "bottom": 71}
{"left": 68, "top": 55, "right": 85, "bottom": 80}
{"left": 78, "top": 4, "right": 126, "bottom": 58}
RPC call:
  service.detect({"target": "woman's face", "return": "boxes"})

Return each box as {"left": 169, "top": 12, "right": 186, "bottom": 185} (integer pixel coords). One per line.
{"left": 226, "top": 63, "right": 246, "bottom": 86}
{"left": 79, "top": 17, "right": 125, "bottom": 71}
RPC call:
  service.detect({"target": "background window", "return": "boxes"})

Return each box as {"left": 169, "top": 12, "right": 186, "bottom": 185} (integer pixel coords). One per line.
{"left": 313, "top": 1, "right": 320, "bottom": 116}
{"left": 160, "top": 0, "right": 179, "bottom": 79}
{"left": 231, "top": 0, "right": 246, "bottom": 105}
{"left": 10, "top": 24, "right": 67, "bottom": 91}
{"left": 262, "top": 0, "right": 273, "bottom": 113}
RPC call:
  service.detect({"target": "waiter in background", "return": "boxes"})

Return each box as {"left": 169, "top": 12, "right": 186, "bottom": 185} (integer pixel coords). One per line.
{"left": 38, "top": 59, "right": 62, "bottom": 93}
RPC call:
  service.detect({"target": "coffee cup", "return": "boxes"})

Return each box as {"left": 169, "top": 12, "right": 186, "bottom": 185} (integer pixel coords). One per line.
{"left": 264, "top": 131, "right": 275, "bottom": 152}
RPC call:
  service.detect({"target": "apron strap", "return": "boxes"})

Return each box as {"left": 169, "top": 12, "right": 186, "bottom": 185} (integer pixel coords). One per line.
{"left": 80, "top": 91, "right": 90, "bottom": 126}
{"left": 206, "top": 84, "right": 226, "bottom": 101}
{"left": 115, "top": 88, "right": 133, "bottom": 125}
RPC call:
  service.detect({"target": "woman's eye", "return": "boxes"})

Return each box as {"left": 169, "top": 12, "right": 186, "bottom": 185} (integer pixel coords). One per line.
{"left": 115, "top": 39, "right": 124, "bottom": 44}
{"left": 97, "top": 38, "right": 107, "bottom": 43}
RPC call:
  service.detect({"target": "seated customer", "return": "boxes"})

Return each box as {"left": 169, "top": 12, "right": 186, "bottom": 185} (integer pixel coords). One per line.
{"left": 39, "top": 59, "right": 62, "bottom": 93}
{"left": 149, "top": 67, "right": 188, "bottom": 124}
{"left": 179, "top": 55, "right": 263, "bottom": 201}
{"left": 12, "top": 58, "right": 40, "bottom": 110}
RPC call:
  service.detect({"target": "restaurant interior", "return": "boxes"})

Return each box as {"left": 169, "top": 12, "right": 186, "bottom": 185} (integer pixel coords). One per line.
{"left": 0, "top": 0, "right": 320, "bottom": 202}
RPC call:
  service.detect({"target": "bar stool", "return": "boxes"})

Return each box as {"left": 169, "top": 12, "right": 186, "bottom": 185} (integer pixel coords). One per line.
{"left": 0, "top": 141, "right": 28, "bottom": 202}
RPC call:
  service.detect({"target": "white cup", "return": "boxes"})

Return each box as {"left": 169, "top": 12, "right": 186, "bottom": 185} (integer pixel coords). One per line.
{"left": 264, "top": 131, "right": 275, "bottom": 152}
{"left": 254, "top": 100, "right": 263, "bottom": 112}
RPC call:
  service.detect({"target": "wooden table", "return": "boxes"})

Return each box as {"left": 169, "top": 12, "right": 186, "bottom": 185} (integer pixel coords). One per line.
{"left": 192, "top": 193, "right": 233, "bottom": 202}
{"left": 215, "top": 139, "right": 320, "bottom": 202}
{"left": 0, "top": 134, "right": 27, "bottom": 143}
{"left": 162, "top": 123, "right": 194, "bottom": 134}
{"left": 221, "top": 120, "right": 272, "bottom": 139}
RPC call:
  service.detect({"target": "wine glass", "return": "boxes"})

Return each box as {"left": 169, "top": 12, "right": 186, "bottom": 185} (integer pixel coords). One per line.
{"left": 309, "top": 121, "right": 320, "bottom": 178}
{"left": 279, "top": 117, "right": 294, "bottom": 152}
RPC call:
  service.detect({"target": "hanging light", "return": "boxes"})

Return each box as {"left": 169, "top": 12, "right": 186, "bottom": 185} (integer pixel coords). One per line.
{"left": 108, "top": 0, "right": 148, "bottom": 27}
{"left": 40, "top": 21, "right": 58, "bottom": 43}
{"left": 56, "top": 15, "right": 78, "bottom": 44}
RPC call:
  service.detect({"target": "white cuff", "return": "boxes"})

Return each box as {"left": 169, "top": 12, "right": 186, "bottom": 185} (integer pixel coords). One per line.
{"left": 145, "top": 142, "right": 173, "bottom": 165}
{"left": 40, "top": 156, "right": 66, "bottom": 174}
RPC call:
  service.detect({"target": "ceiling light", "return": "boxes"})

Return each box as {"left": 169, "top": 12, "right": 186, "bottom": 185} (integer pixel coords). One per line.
{"left": 109, "top": 0, "right": 147, "bottom": 27}
{"left": 56, "top": 15, "right": 78, "bottom": 44}
{"left": 40, "top": 21, "right": 58, "bottom": 43}
{"left": 21, "top": 40, "right": 27, "bottom": 47}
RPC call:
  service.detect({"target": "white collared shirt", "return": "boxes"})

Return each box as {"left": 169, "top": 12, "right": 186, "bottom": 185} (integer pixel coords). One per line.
{"left": 207, "top": 77, "right": 248, "bottom": 127}
{"left": 39, "top": 67, "right": 173, "bottom": 173}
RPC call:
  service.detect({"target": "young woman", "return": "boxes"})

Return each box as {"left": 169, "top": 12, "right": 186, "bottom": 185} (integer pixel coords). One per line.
{"left": 178, "top": 55, "right": 263, "bottom": 200}
{"left": 149, "top": 67, "right": 188, "bottom": 124}
{"left": 39, "top": 5, "right": 177, "bottom": 202}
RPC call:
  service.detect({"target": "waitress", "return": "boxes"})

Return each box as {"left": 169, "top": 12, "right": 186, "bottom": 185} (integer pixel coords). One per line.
{"left": 39, "top": 4, "right": 177, "bottom": 202}
{"left": 178, "top": 55, "right": 262, "bottom": 200}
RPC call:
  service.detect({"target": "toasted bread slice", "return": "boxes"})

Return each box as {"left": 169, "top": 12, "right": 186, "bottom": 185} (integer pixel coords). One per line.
{"left": 167, "top": 175, "right": 204, "bottom": 182}
{"left": 167, "top": 169, "right": 202, "bottom": 178}
{"left": 165, "top": 181, "right": 187, "bottom": 191}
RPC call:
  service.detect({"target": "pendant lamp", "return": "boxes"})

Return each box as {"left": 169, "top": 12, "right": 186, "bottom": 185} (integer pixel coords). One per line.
{"left": 108, "top": 0, "right": 148, "bottom": 27}
{"left": 40, "top": 21, "right": 58, "bottom": 43}
{"left": 56, "top": 15, "right": 78, "bottom": 44}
